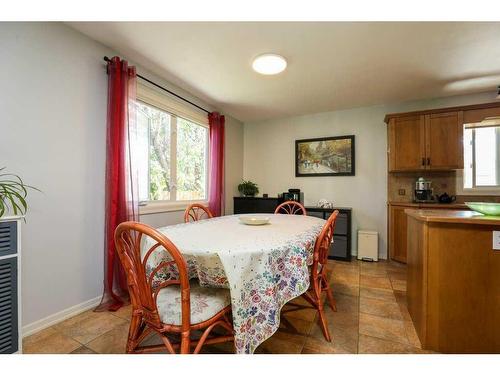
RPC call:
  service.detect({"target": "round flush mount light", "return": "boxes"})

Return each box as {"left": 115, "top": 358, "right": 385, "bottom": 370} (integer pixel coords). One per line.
{"left": 252, "top": 54, "right": 287, "bottom": 75}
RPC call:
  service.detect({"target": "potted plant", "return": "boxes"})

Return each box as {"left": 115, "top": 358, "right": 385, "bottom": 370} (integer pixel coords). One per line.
{"left": 0, "top": 167, "right": 39, "bottom": 217}
{"left": 238, "top": 180, "right": 259, "bottom": 197}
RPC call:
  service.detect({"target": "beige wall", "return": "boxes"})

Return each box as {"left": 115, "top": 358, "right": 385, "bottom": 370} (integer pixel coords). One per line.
{"left": 243, "top": 91, "right": 498, "bottom": 259}
{"left": 224, "top": 115, "right": 244, "bottom": 214}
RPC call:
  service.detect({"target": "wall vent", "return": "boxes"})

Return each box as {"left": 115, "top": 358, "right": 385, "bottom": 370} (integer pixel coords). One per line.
{"left": 0, "top": 222, "right": 17, "bottom": 257}
{"left": 0, "top": 258, "right": 18, "bottom": 354}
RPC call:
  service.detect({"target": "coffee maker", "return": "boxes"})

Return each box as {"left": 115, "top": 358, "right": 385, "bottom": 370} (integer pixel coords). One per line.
{"left": 280, "top": 188, "right": 304, "bottom": 203}
{"left": 414, "top": 177, "right": 434, "bottom": 203}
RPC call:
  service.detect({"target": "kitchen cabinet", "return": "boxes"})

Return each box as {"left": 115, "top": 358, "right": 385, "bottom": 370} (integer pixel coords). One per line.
{"left": 406, "top": 209, "right": 500, "bottom": 353}
{"left": 388, "top": 203, "right": 468, "bottom": 263}
{"left": 425, "top": 111, "right": 463, "bottom": 170}
{"left": 388, "top": 111, "right": 463, "bottom": 172}
{"left": 389, "top": 205, "right": 408, "bottom": 263}
{"left": 388, "top": 115, "right": 425, "bottom": 171}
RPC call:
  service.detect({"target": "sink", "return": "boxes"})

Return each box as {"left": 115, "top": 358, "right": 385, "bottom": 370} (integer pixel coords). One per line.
{"left": 465, "top": 202, "right": 500, "bottom": 216}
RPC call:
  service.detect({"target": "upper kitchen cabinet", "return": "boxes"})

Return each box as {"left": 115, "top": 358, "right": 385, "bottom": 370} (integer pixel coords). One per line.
{"left": 424, "top": 111, "right": 463, "bottom": 170}
{"left": 388, "top": 115, "right": 426, "bottom": 171}
{"left": 387, "top": 109, "right": 465, "bottom": 172}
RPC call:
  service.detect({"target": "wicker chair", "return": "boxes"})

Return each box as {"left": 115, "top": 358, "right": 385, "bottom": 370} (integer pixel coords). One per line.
{"left": 274, "top": 200, "right": 307, "bottom": 215}
{"left": 114, "top": 221, "right": 234, "bottom": 354}
{"left": 300, "top": 210, "right": 339, "bottom": 341}
{"left": 184, "top": 203, "right": 214, "bottom": 223}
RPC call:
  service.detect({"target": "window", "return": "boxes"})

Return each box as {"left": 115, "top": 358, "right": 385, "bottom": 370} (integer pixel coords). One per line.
{"left": 135, "top": 85, "right": 209, "bottom": 207}
{"left": 463, "top": 120, "right": 500, "bottom": 190}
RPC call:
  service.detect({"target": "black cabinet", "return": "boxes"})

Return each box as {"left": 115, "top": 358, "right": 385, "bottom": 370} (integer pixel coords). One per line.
{"left": 233, "top": 197, "right": 280, "bottom": 214}
{"left": 305, "top": 207, "right": 352, "bottom": 262}
{"left": 233, "top": 197, "right": 352, "bottom": 262}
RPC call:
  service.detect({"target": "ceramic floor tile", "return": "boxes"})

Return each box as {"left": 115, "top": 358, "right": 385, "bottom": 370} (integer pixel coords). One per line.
{"left": 23, "top": 260, "right": 432, "bottom": 355}
{"left": 359, "top": 313, "right": 409, "bottom": 345}
{"left": 358, "top": 334, "right": 421, "bottom": 354}
{"left": 23, "top": 327, "right": 81, "bottom": 354}
{"left": 387, "top": 270, "right": 407, "bottom": 281}
{"left": 273, "top": 316, "right": 314, "bottom": 345}
{"left": 331, "top": 282, "right": 360, "bottom": 297}
{"left": 110, "top": 304, "right": 133, "bottom": 321}
{"left": 70, "top": 346, "right": 97, "bottom": 354}
{"left": 255, "top": 335, "right": 304, "bottom": 354}
{"left": 360, "top": 274, "right": 393, "bottom": 290}
{"left": 360, "top": 286, "right": 396, "bottom": 302}
{"left": 390, "top": 278, "right": 407, "bottom": 292}
{"left": 85, "top": 322, "right": 129, "bottom": 354}
{"left": 403, "top": 319, "right": 422, "bottom": 349}
{"left": 331, "top": 271, "right": 360, "bottom": 286}
{"left": 359, "top": 297, "right": 403, "bottom": 320}
{"left": 53, "top": 309, "right": 127, "bottom": 344}
{"left": 359, "top": 264, "right": 388, "bottom": 277}
{"left": 281, "top": 301, "right": 318, "bottom": 322}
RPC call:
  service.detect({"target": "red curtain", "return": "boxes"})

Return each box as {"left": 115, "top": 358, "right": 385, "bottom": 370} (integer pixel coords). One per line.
{"left": 208, "top": 112, "right": 225, "bottom": 216}
{"left": 95, "top": 56, "right": 139, "bottom": 312}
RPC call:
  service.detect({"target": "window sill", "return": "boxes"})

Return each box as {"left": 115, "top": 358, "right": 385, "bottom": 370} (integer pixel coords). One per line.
{"left": 139, "top": 201, "right": 209, "bottom": 215}
{"left": 460, "top": 188, "right": 500, "bottom": 196}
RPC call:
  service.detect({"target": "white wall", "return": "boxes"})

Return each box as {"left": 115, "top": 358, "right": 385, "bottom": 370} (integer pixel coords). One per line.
{"left": 243, "top": 91, "right": 497, "bottom": 259}
{"left": 0, "top": 22, "right": 245, "bottom": 330}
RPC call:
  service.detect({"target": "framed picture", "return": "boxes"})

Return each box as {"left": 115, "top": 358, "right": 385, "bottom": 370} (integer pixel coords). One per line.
{"left": 295, "top": 135, "right": 355, "bottom": 177}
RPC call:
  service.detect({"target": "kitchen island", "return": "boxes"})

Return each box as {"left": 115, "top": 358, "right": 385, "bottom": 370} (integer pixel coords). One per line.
{"left": 405, "top": 209, "right": 500, "bottom": 353}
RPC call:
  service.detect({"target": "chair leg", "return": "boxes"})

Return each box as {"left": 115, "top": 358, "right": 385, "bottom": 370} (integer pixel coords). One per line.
{"left": 316, "top": 300, "right": 332, "bottom": 342}
{"left": 126, "top": 314, "right": 143, "bottom": 353}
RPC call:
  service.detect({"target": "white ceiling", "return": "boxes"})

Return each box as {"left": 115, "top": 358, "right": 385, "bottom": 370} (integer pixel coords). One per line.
{"left": 68, "top": 22, "right": 500, "bottom": 122}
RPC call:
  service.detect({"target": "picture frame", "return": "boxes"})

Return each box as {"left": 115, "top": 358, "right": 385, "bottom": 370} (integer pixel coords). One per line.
{"left": 295, "top": 135, "right": 355, "bottom": 177}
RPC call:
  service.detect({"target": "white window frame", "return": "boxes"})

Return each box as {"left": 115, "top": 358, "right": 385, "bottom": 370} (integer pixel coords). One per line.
{"left": 458, "top": 121, "right": 500, "bottom": 196}
{"left": 137, "top": 83, "right": 210, "bottom": 215}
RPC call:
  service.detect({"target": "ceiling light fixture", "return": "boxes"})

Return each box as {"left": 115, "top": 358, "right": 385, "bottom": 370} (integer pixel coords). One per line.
{"left": 252, "top": 54, "right": 287, "bottom": 75}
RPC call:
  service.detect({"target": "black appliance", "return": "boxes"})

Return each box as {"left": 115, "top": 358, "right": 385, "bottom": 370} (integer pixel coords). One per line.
{"left": 280, "top": 188, "right": 304, "bottom": 203}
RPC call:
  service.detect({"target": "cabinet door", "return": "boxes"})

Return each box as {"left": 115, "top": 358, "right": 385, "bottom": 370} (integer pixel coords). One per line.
{"left": 425, "top": 111, "right": 464, "bottom": 170}
{"left": 388, "top": 116, "right": 426, "bottom": 171}
{"left": 389, "top": 206, "right": 408, "bottom": 263}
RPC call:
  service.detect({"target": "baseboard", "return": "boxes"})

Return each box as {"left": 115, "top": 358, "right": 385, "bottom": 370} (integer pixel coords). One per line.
{"left": 22, "top": 296, "right": 102, "bottom": 338}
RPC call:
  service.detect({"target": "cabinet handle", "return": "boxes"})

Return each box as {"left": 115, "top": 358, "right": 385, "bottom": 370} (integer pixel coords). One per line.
{"left": 427, "top": 157, "right": 431, "bottom": 165}
{"left": 422, "top": 157, "right": 425, "bottom": 166}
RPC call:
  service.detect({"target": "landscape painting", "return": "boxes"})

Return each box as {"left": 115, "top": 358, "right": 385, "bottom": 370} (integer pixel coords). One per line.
{"left": 295, "top": 135, "right": 355, "bottom": 177}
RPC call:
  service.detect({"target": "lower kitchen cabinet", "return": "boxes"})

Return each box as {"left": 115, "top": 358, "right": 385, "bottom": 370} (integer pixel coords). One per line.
{"left": 388, "top": 203, "right": 468, "bottom": 263}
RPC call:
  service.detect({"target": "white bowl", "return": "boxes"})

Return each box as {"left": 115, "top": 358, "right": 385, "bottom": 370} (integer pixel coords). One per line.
{"left": 239, "top": 216, "right": 270, "bottom": 225}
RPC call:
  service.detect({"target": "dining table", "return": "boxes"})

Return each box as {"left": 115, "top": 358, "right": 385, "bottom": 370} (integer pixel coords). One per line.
{"left": 142, "top": 213, "right": 325, "bottom": 354}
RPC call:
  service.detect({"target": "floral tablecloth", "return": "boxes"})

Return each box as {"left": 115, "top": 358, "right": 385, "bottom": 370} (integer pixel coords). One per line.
{"left": 142, "top": 214, "right": 325, "bottom": 354}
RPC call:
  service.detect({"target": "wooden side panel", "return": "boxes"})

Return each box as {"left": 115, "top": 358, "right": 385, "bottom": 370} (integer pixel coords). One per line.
{"left": 426, "top": 223, "right": 495, "bottom": 353}
{"left": 389, "top": 206, "right": 408, "bottom": 263}
{"left": 388, "top": 116, "right": 425, "bottom": 172}
{"left": 406, "top": 216, "right": 427, "bottom": 346}
{"left": 425, "top": 111, "right": 463, "bottom": 170}
{"left": 489, "top": 243, "right": 500, "bottom": 352}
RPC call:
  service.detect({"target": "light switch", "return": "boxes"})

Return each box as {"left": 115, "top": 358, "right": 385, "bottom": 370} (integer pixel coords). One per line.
{"left": 493, "top": 231, "right": 500, "bottom": 250}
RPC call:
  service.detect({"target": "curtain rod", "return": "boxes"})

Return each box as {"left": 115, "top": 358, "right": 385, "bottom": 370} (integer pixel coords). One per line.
{"left": 103, "top": 56, "right": 211, "bottom": 115}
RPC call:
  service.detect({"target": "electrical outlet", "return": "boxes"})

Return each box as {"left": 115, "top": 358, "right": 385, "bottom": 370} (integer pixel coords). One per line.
{"left": 398, "top": 189, "right": 406, "bottom": 196}
{"left": 493, "top": 231, "right": 500, "bottom": 250}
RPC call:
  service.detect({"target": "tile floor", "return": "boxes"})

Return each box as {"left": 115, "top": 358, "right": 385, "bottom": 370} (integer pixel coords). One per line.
{"left": 23, "top": 259, "right": 433, "bottom": 354}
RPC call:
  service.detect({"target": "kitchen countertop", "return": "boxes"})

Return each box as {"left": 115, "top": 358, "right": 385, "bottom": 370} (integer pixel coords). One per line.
{"left": 404, "top": 209, "right": 500, "bottom": 225}
{"left": 389, "top": 201, "right": 469, "bottom": 209}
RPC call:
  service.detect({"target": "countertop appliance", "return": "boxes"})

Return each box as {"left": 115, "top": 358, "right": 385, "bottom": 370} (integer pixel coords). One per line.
{"left": 280, "top": 188, "right": 304, "bottom": 204}
{"left": 414, "top": 177, "right": 434, "bottom": 203}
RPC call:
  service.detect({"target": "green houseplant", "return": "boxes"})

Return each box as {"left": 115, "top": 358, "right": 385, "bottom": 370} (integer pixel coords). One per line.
{"left": 0, "top": 167, "right": 39, "bottom": 217}
{"left": 238, "top": 180, "right": 259, "bottom": 197}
